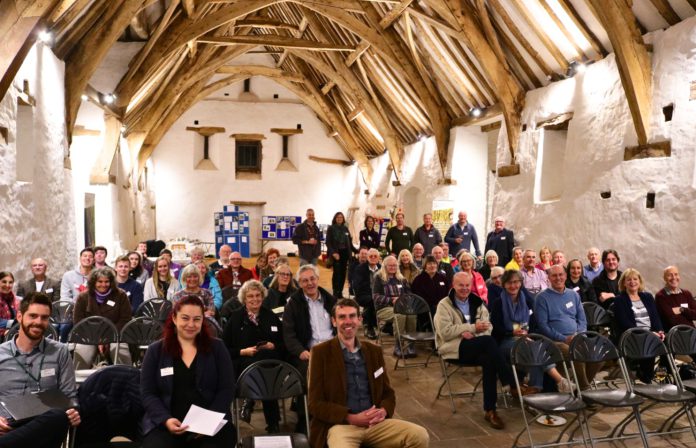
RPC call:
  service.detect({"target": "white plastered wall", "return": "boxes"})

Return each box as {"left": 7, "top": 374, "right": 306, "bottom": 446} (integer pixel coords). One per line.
{"left": 151, "top": 74, "right": 359, "bottom": 255}
{"left": 0, "top": 43, "right": 76, "bottom": 279}
{"left": 491, "top": 16, "right": 696, "bottom": 292}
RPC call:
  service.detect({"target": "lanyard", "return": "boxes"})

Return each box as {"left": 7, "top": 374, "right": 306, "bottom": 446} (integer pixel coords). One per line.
{"left": 13, "top": 352, "right": 46, "bottom": 391}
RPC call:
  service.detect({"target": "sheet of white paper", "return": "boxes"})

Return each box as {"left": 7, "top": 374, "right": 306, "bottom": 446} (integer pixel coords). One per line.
{"left": 181, "top": 405, "right": 227, "bottom": 436}
{"left": 254, "top": 436, "right": 293, "bottom": 448}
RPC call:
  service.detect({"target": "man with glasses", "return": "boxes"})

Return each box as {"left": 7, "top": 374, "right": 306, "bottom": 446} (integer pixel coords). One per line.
{"left": 217, "top": 251, "right": 253, "bottom": 300}
{"left": 486, "top": 266, "right": 505, "bottom": 307}
{"left": 0, "top": 292, "right": 81, "bottom": 447}
{"left": 283, "top": 264, "right": 336, "bottom": 433}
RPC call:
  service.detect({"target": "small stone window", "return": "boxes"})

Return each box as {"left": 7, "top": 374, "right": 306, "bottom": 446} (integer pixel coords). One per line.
{"left": 236, "top": 140, "right": 262, "bottom": 174}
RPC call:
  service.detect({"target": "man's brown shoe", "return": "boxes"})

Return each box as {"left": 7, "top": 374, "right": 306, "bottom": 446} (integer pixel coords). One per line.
{"left": 484, "top": 410, "right": 505, "bottom": 429}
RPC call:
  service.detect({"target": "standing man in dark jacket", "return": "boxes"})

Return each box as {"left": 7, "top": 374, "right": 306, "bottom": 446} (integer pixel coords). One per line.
{"left": 413, "top": 213, "right": 442, "bottom": 255}
{"left": 384, "top": 212, "right": 413, "bottom": 256}
{"left": 484, "top": 216, "right": 515, "bottom": 267}
{"left": 445, "top": 211, "right": 481, "bottom": 258}
{"left": 292, "top": 209, "right": 322, "bottom": 265}
{"left": 352, "top": 249, "right": 381, "bottom": 339}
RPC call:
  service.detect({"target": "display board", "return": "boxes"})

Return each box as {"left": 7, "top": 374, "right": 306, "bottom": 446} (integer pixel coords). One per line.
{"left": 214, "top": 205, "right": 250, "bottom": 257}
{"left": 261, "top": 215, "right": 302, "bottom": 240}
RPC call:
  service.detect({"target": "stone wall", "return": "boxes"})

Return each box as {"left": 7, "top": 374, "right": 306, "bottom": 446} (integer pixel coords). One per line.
{"left": 490, "top": 16, "right": 696, "bottom": 292}
{"left": 0, "top": 43, "right": 76, "bottom": 279}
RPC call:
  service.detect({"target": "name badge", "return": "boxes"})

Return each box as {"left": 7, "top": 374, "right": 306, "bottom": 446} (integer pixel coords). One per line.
{"left": 126, "top": 291, "right": 131, "bottom": 296}
{"left": 429, "top": 234, "right": 433, "bottom": 238}
{"left": 46, "top": 288, "right": 53, "bottom": 293}
{"left": 345, "top": 232, "right": 349, "bottom": 236}
{"left": 107, "top": 300, "right": 116, "bottom": 307}
{"left": 439, "top": 282, "right": 445, "bottom": 286}
{"left": 463, "top": 232, "right": 468, "bottom": 235}
{"left": 529, "top": 310, "right": 533, "bottom": 315}
{"left": 402, "top": 232, "right": 408, "bottom": 236}
{"left": 374, "top": 367, "right": 384, "bottom": 379}
{"left": 160, "top": 367, "right": 174, "bottom": 377}
{"left": 681, "top": 303, "right": 688, "bottom": 308}
{"left": 501, "top": 237, "right": 506, "bottom": 240}
{"left": 397, "top": 284, "right": 402, "bottom": 288}
{"left": 271, "top": 326, "right": 278, "bottom": 332}
{"left": 565, "top": 302, "right": 573, "bottom": 309}
{"left": 367, "top": 236, "right": 372, "bottom": 240}
{"left": 464, "top": 314, "right": 470, "bottom": 322}
{"left": 573, "top": 287, "right": 579, "bottom": 292}
{"left": 41, "top": 368, "right": 55, "bottom": 377}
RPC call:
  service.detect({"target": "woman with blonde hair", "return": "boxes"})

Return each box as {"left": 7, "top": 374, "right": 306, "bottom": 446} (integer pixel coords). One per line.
{"left": 373, "top": 256, "right": 415, "bottom": 357}
{"left": 536, "top": 246, "right": 553, "bottom": 271}
{"left": 144, "top": 256, "right": 181, "bottom": 301}
{"left": 398, "top": 249, "right": 420, "bottom": 285}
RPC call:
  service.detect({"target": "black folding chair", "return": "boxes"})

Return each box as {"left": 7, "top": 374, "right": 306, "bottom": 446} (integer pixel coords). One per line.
{"left": 206, "top": 316, "right": 223, "bottom": 338}
{"left": 511, "top": 334, "right": 592, "bottom": 448}
{"left": 51, "top": 300, "right": 74, "bottom": 324}
{"left": 392, "top": 293, "right": 435, "bottom": 380}
{"left": 118, "top": 317, "right": 163, "bottom": 366}
{"left": 582, "top": 303, "right": 611, "bottom": 331}
{"left": 661, "top": 325, "right": 696, "bottom": 434}
{"left": 235, "top": 359, "right": 309, "bottom": 447}
{"left": 612, "top": 327, "right": 696, "bottom": 442}
{"left": 3, "top": 321, "right": 58, "bottom": 342}
{"left": 569, "top": 332, "right": 648, "bottom": 447}
{"left": 68, "top": 316, "right": 120, "bottom": 379}
{"left": 220, "top": 297, "right": 242, "bottom": 328}
{"left": 134, "top": 299, "right": 172, "bottom": 323}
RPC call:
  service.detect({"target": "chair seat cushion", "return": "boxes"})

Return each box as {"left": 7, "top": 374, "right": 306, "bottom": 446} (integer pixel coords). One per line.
{"left": 582, "top": 389, "right": 643, "bottom": 407}
{"left": 633, "top": 384, "right": 696, "bottom": 403}
{"left": 523, "top": 393, "right": 586, "bottom": 412}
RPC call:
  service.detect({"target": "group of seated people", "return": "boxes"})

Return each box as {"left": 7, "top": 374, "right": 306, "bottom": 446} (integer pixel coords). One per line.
{"left": 0, "top": 234, "right": 694, "bottom": 446}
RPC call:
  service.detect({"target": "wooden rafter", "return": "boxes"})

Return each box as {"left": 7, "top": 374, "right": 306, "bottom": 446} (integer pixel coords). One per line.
{"left": 64, "top": 0, "right": 145, "bottom": 139}
{"left": 649, "top": 0, "right": 681, "bottom": 26}
{"left": 199, "top": 34, "right": 356, "bottom": 51}
{"left": 235, "top": 17, "right": 299, "bottom": 31}
{"left": 379, "top": 0, "right": 414, "bottom": 29}
{"left": 587, "top": 0, "right": 652, "bottom": 145}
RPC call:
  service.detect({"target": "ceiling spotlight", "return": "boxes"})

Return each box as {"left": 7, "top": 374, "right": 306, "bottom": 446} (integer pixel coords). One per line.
{"left": 80, "top": 94, "right": 88, "bottom": 101}
{"left": 470, "top": 107, "right": 483, "bottom": 118}
{"left": 37, "top": 30, "right": 53, "bottom": 44}
{"left": 102, "top": 93, "right": 116, "bottom": 104}
{"left": 418, "top": 134, "right": 426, "bottom": 143}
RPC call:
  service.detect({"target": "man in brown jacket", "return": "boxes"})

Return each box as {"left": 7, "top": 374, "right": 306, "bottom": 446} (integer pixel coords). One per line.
{"left": 308, "top": 298, "right": 428, "bottom": 448}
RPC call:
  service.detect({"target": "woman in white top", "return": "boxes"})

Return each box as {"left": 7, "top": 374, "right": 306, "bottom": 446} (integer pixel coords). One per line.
{"left": 144, "top": 256, "right": 181, "bottom": 301}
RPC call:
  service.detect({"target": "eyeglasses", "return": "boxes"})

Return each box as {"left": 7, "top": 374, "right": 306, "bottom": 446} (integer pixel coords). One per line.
{"left": 491, "top": 275, "right": 502, "bottom": 280}
{"left": 230, "top": 258, "right": 242, "bottom": 261}
{"left": 277, "top": 272, "right": 292, "bottom": 277}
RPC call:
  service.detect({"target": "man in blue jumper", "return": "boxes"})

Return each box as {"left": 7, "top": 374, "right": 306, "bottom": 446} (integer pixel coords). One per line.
{"left": 534, "top": 265, "right": 601, "bottom": 391}
{"left": 444, "top": 211, "right": 481, "bottom": 259}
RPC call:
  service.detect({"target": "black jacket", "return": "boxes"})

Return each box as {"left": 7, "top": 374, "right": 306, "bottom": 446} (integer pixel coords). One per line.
{"left": 223, "top": 306, "right": 285, "bottom": 374}
{"left": 359, "top": 228, "right": 380, "bottom": 250}
{"left": 292, "top": 221, "right": 322, "bottom": 260}
{"left": 352, "top": 263, "right": 380, "bottom": 306}
{"left": 485, "top": 228, "right": 515, "bottom": 267}
{"left": 282, "top": 287, "right": 336, "bottom": 357}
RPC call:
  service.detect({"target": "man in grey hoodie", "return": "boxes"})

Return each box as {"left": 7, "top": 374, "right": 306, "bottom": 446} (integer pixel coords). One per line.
{"left": 60, "top": 247, "right": 94, "bottom": 302}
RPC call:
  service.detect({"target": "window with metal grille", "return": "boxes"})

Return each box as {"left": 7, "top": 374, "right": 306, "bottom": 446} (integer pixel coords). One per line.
{"left": 235, "top": 140, "right": 262, "bottom": 173}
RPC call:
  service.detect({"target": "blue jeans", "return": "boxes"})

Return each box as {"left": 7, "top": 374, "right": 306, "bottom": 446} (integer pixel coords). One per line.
{"left": 498, "top": 337, "right": 546, "bottom": 389}
{"left": 53, "top": 323, "right": 72, "bottom": 343}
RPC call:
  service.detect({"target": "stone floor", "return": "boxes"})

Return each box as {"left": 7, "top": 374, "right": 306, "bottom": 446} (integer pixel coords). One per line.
{"left": 236, "top": 256, "right": 696, "bottom": 447}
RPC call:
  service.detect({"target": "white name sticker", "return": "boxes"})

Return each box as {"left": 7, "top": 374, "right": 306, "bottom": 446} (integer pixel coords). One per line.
{"left": 271, "top": 326, "right": 278, "bottom": 332}
{"left": 46, "top": 288, "right": 53, "bottom": 293}
{"left": 41, "top": 368, "right": 55, "bottom": 377}
{"left": 501, "top": 237, "right": 506, "bottom": 240}
{"left": 573, "top": 287, "right": 580, "bottom": 292}
{"left": 464, "top": 314, "right": 470, "bottom": 322}
{"left": 681, "top": 303, "right": 688, "bottom": 308}
{"left": 429, "top": 234, "right": 433, "bottom": 238}
{"left": 566, "top": 302, "right": 573, "bottom": 309}
{"left": 402, "top": 232, "right": 408, "bottom": 236}
{"left": 160, "top": 367, "right": 174, "bottom": 377}
{"left": 529, "top": 310, "right": 533, "bottom": 315}
{"left": 126, "top": 291, "right": 131, "bottom": 296}
{"left": 463, "top": 232, "right": 468, "bottom": 236}
{"left": 107, "top": 300, "right": 116, "bottom": 307}
{"left": 439, "top": 282, "right": 445, "bottom": 286}
{"left": 397, "top": 284, "right": 402, "bottom": 288}
{"left": 345, "top": 232, "right": 349, "bottom": 236}
{"left": 374, "top": 367, "right": 384, "bottom": 379}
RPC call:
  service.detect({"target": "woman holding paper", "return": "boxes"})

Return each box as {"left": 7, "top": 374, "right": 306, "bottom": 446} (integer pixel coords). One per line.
{"left": 141, "top": 295, "right": 235, "bottom": 447}
{"left": 223, "top": 280, "right": 285, "bottom": 433}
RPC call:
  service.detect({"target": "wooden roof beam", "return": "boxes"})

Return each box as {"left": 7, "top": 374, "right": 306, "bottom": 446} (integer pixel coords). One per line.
{"left": 199, "top": 35, "right": 356, "bottom": 51}
{"left": 428, "top": 0, "right": 524, "bottom": 164}
{"left": 379, "top": 0, "right": 414, "bottom": 28}
{"left": 65, "top": 0, "right": 144, "bottom": 139}
{"left": 217, "top": 64, "right": 306, "bottom": 82}
{"left": 345, "top": 40, "right": 370, "bottom": 67}
{"left": 235, "top": 18, "right": 300, "bottom": 31}
{"left": 587, "top": 0, "right": 652, "bottom": 145}
{"left": 89, "top": 114, "right": 121, "bottom": 185}
{"left": 648, "top": 0, "right": 681, "bottom": 26}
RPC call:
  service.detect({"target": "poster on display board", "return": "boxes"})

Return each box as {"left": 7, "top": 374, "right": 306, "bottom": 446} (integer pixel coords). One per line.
{"left": 262, "top": 215, "right": 302, "bottom": 240}
{"left": 432, "top": 200, "right": 454, "bottom": 237}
